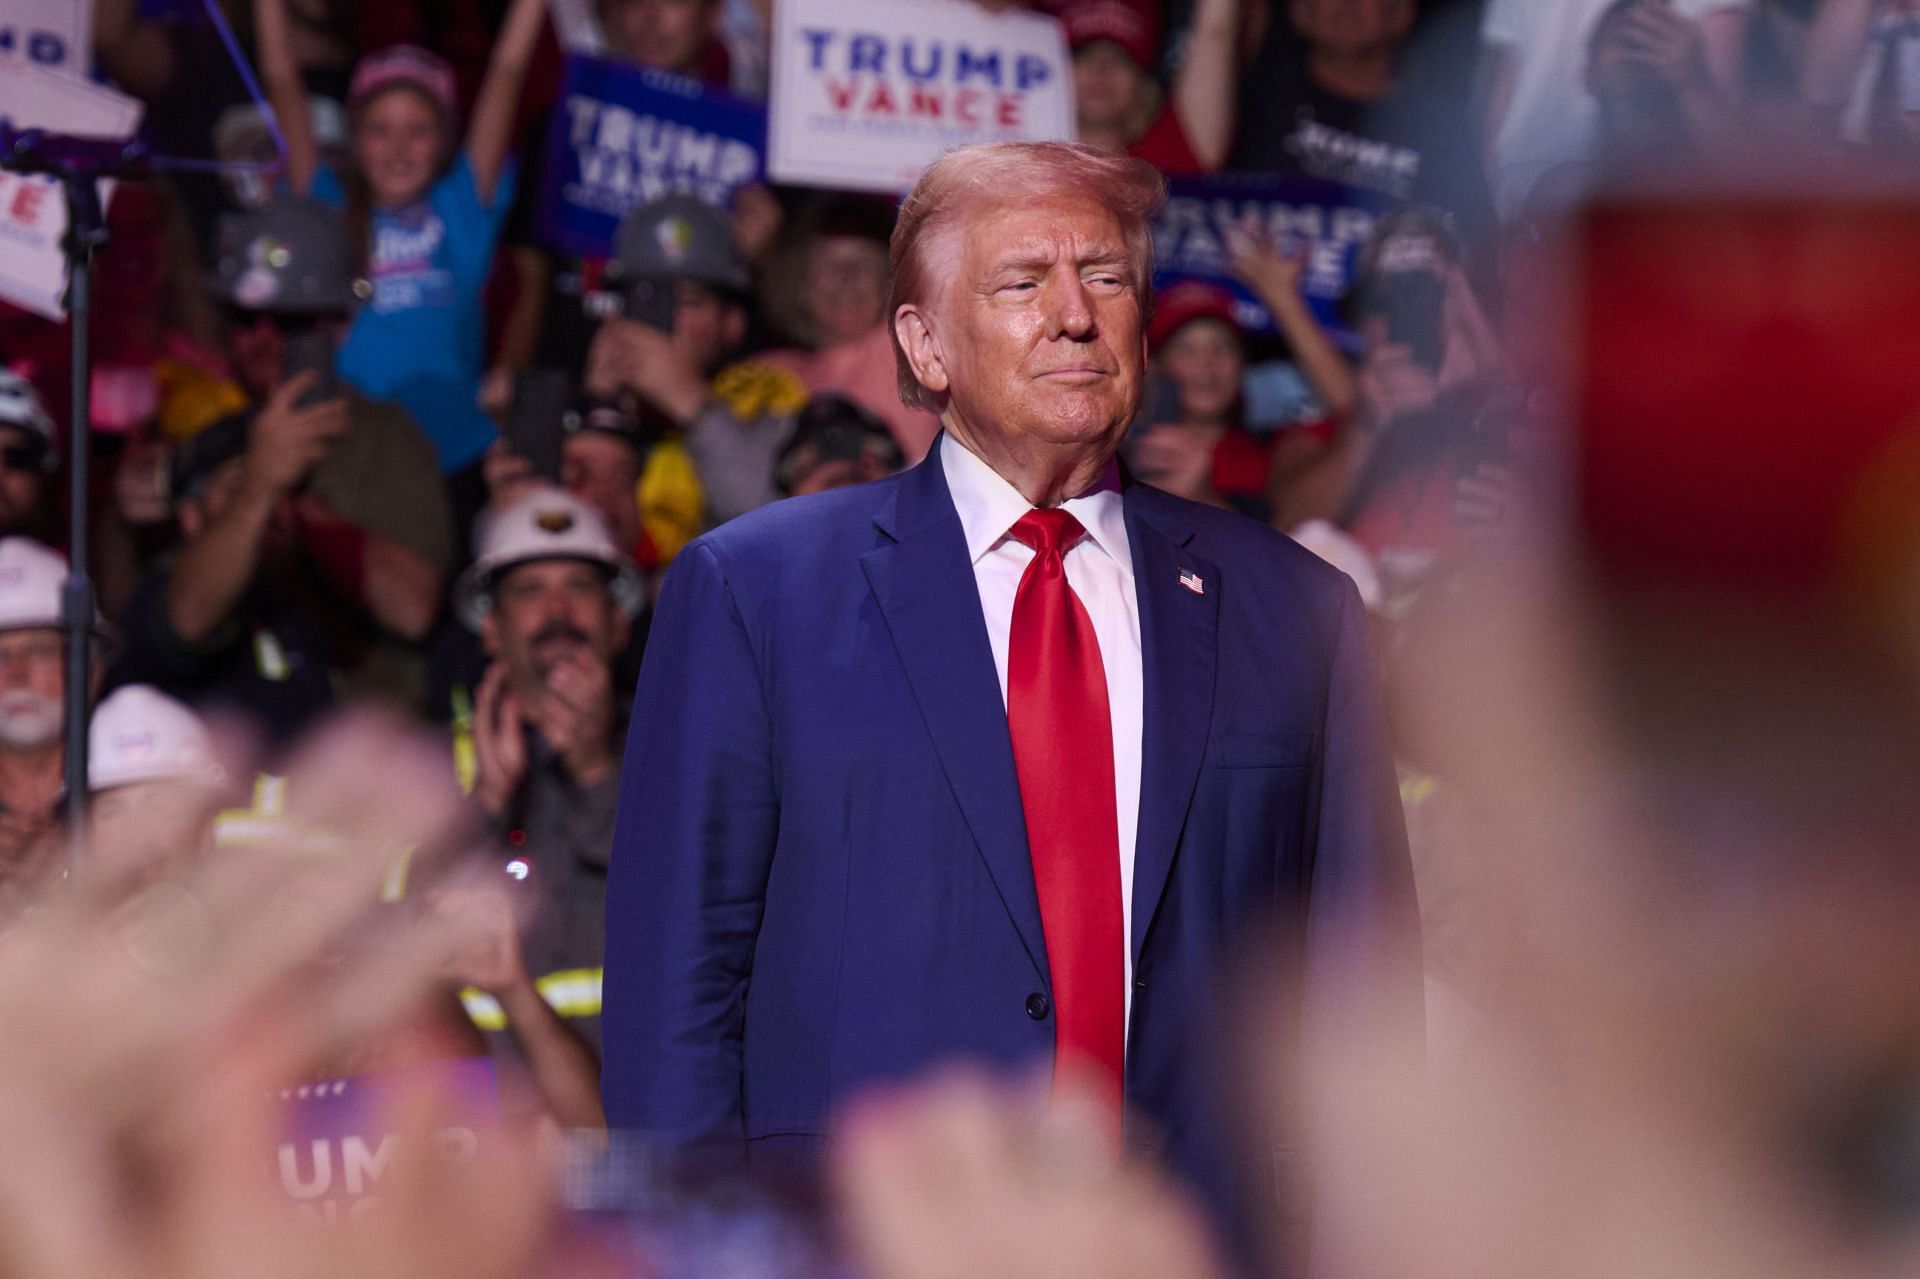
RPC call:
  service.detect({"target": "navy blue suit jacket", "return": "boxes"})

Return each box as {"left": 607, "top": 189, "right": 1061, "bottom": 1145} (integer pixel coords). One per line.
{"left": 602, "top": 441, "right": 1416, "bottom": 1229}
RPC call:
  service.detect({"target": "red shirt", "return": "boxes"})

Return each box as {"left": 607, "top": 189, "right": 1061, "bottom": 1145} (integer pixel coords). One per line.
{"left": 1129, "top": 106, "right": 1208, "bottom": 176}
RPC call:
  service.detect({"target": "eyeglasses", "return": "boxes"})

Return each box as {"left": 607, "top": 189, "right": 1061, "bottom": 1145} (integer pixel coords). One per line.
{"left": 0, "top": 444, "right": 44, "bottom": 473}
{"left": 224, "top": 306, "right": 334, "bottom": 335}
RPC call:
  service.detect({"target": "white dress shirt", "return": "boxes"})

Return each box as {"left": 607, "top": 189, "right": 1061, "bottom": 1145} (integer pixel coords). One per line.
{"left": 940, "top": 433, "right": 1144, "bottom": 1027}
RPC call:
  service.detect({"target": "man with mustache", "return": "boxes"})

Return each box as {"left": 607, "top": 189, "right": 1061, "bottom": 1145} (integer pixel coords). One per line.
{"left": 0, "top": 538, "right": 103, "bottom": 911}
{"left": 452, "top": 488, "right": 643, "bottom": 1050}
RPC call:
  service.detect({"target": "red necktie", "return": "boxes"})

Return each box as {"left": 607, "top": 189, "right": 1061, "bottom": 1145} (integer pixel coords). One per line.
{"left": 1005, "top": 508, "right": 1125, "bottom": 1118}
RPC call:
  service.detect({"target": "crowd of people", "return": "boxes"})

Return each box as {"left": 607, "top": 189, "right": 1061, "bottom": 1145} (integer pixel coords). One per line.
{"left": 0, "top": 0, "right": 1917, "bottom": 1273}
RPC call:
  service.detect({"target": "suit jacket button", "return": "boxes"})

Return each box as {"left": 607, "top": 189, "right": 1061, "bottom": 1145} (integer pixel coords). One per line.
{"left": 1025, "top": 992, "right": 1050, "bottom": 1020}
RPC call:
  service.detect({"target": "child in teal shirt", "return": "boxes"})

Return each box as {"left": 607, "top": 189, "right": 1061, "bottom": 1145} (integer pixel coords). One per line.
{"left": 257, "top": 0, "right": 548, "bottom": 475}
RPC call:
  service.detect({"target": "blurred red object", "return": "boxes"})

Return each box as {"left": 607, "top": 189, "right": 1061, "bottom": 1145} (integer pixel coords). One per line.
{"left": 1578, "top": 200, "right": 1920, "bottom": 602}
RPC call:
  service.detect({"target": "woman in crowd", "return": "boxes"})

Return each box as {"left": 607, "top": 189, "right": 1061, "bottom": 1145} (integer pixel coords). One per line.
{"left": 750, "top": 196, "right": 940, "bottom": 464}
{"left": 1134, "top": 229, "right": 1358, "bottom": 520}
{"left": 1068, "top": 0, "right": 1242, "bottom": 174}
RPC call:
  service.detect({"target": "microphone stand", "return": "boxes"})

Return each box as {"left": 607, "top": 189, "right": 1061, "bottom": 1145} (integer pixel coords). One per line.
{"left": 0, "top": 128, "right": 152, "bottom": 853}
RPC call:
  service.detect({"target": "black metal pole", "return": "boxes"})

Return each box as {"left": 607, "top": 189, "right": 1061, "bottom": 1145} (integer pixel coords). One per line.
{"left": 60, "top": 171, "right": 107, "bottom": 855}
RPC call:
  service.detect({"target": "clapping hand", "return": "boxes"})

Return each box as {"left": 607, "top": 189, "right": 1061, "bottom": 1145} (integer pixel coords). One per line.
{"left": 833, "top": 1070, "right": 1229, "bottom": 1279}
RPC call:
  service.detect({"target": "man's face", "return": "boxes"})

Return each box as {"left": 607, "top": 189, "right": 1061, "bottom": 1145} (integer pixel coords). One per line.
{"left": 1290, "top": 0, "right": 1415, "bottom": 53}
{"left": 0, "top": 427, "right": 46, "bottom": 535}
{"left": 225, "top": 310, "right": 287, "bottom": 400}
{"left": 1073, "top": 42, "right": 1147, "bottom": 133}
{"left": 562, "top": 433, "right": 644, "bottom": 557}
{"left": 806, "top": 236, "right": 890, "bottom": 347}
{"left": 1160, "top": 319, "right": 1244, "bottom": 422}
{"left": 482, "top": 560, "right": 627, "bottom": 698}
{"left": 672, "top": 280, "right": 744, "bottom": 373}
{"left": 0, "top": 628, "right": 64, "bottom": 750}
{"left": 903, "top": 196, "right": 1145, "bottom": 456}
{"left": 605, "top": 0, "right": 715, "bottom": 75}
{"left": 224, "top": 311, "right": 346, "bottom": 403}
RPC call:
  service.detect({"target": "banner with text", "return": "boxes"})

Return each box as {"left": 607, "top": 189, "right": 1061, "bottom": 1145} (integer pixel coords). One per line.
{"left": 1153, "top": 174, "right": 1387, "bottom": 347}
{"left": 536, "top": 54, "right": 766, "bottom": 260}
{"left": 768, "top": 0, "right": 1073, "bottom": 193}
{"left": 277, "top": 1060, "right": 498, "bottom": 1227}
{"left": 0, "top": 57, "right": 141, "bottom": 318}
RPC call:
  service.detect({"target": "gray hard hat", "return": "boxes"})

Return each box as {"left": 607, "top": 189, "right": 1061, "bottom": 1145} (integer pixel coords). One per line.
{"left": 607, "top": 193, "right": 750, "bottom": 295}
{"left": 209, "top": 197, "right": 361, "bottom": 314}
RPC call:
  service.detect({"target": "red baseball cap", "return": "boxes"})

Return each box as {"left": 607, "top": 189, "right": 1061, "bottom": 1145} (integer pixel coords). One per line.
{"left": 1149, "top": 280, "right": 1240, "bottom": 350}
{"left": 1061, "top": 0, "right": 1159, "bottom": 73}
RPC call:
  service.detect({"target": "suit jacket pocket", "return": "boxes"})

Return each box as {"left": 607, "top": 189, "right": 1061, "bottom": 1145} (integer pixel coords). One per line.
{"left": 1212, "top": 729, "right": 1316, "bottom": 770}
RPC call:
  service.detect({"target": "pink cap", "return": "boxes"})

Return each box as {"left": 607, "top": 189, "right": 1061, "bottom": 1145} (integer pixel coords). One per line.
{"left": 348, "top": 44, "right": 457, "bottom": 119}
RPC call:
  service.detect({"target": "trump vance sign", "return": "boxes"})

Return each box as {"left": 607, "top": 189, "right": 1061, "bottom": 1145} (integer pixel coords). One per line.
{"left": 768, "top": 0, "right": 1073, "bottom": 193}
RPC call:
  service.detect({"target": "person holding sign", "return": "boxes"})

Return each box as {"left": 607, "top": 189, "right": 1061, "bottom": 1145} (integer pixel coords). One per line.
{"left": 601, "top": 140, "right": 1418, "bottom": 1260}
{"left": 256, "top": 0, "right": 549, "bottom": 503}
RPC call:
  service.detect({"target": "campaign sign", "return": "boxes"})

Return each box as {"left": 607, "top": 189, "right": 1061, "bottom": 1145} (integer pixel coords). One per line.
{"left": 1153, "top": 174, "right": 1387, "bottom": 346}
{"left": 768, "top": 0, "right": 1073, "bottom": 193}
{"left": 277, "top": 1058, "right": 498, "bottom": 1226}
{"left": 0, "top": 0, "right": 89, "bottom": 76}
{"left": 0, "top": 56, "right": 141, "bottom": 318}
{"left": 536, "top": 54, "right": 766, "bottom": 261}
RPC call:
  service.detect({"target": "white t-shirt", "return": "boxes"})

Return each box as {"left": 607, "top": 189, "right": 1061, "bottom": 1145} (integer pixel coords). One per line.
{"left": 1482, "top": 0, "right": 1752, "bottom": 219}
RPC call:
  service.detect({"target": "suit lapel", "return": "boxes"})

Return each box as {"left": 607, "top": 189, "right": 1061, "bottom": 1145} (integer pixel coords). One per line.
{"left": 862, "top": 449, "right": 1050, "bottom": 984}
{"left": 1125, "top": 490, "right": 1219, "bottom": 964}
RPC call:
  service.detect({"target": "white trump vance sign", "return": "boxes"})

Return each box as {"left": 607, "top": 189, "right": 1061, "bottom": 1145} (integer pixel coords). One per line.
{"left": 768, "top": 0, "right": 1074, "bottom": 194}
{"left": 0, "top": 55, "right": 141, "bottom": 318}
{"left": 0, "top": 0, "right": 90, "bottom": 77}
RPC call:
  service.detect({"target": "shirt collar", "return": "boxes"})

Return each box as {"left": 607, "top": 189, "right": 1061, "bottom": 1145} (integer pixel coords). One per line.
{"left": 940, "top": 433, "right": 1133, "bottom": 579}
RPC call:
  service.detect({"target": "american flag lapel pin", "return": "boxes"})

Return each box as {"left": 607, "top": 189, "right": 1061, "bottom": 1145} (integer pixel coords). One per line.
{"left": 1179, "top": 568, "right": 1205, "bottom": 596}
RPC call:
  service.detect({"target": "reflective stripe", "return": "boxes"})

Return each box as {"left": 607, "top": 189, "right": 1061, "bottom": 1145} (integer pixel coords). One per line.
{"left": 460, "top": 987, "right": 507, "bottom": 1031}
{"left": 450, "top": 685, "right": 477, "bottom": 797}
{"left": 214, "top": 774, "right": 291, "bottom": 846}
{"left": 535, "top": 968, "right": 603, "bottom": 1019}
{"left": 210, "top": 772, "right": 412, "bottom": 895}
{"left": 253, "top": 775, "right": 288, "bottom": 815}
{"left": 254, "top": 629, "right": 290, "bottom": 681}
{"left": 459, "top": 970, "right": 603, "bottom": 1032}
{"left": 379, "top": 849, "right": 412, "bottom": 904}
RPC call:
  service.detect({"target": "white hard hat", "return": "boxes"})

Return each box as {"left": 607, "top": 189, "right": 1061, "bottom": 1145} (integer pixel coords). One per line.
{"left": 0, "top": 369, "right": 54, "bottom": 447}
{"left": 453, "top": 487, "right": 643, "bottom": 631}
{"left": 0, "top": 537, "right": 68, "bottom": 633}
{"left": 1289, "top": 519, "right": 1384, "bottom": 613}
{"left": 89, "top": 685, "right": 224, "bottom": 792}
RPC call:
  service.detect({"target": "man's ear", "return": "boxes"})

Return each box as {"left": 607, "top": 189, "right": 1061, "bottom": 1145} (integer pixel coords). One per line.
{"left": 895, "top": 303, "right": 949, "bottom": 397}
{"left": 480, "top": 610, "right": 502, "bottom": 660}
{"left": 723, "top": 304, "right": 748, "bottom": 351}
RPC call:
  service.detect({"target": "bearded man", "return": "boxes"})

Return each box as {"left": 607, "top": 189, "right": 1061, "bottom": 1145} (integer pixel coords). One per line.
{"left": 0, "top": 538, "right": 100, "bottom": 906}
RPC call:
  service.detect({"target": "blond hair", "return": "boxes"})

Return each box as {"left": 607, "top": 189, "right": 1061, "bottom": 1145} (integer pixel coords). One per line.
{"left": 888, "top": 142, "right": 1166, "bottom": 411}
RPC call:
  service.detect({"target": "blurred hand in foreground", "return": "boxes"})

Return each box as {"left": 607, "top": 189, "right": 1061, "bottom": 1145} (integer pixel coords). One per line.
{"left": 832, "top": 1070, "right": 1229, "bottom": 1279}
{"left": 0, "top": 713, "right": 558, "bottom": 1279}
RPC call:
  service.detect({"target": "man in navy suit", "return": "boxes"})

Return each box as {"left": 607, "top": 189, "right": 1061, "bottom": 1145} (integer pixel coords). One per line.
{"left": 602, "top": 141, "right": 1417, "bottom": 1241}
